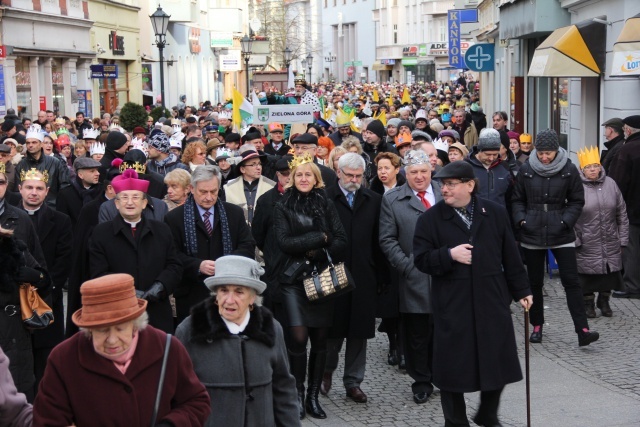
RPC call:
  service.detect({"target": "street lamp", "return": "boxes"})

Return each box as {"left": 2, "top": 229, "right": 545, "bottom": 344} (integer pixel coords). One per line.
{"left": 240, "top": 34, "right": 253, "bottom": 98}
{"left": 324, "top": 52, "right": 336, "bottom": 80}
{"left": 306, "top": 52, "right": 313, "bottom": 83}
{"left": 284, "top": 47, "right": 292, "bottom": 72}
{"left": 150, "top": 5, "right": 171, "bottom": 110}
{"left": 301, "top": 58, "right": 307, "bottom": 78}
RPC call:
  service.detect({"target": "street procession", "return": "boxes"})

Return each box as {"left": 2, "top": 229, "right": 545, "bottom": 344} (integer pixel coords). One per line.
{"left": 1, "top": 0, "right": 640, "bottom": 426}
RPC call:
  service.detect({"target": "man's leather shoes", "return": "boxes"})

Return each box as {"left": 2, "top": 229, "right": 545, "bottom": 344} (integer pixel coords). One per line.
{"left": 612, "top": 290, "right": 640, "bottom": 299}
{"left": 320, "top": 371, "right": 332, "bottom": 396}
{"left": 413, "top": 391, "right": 430, "bottom": 404}
{"left": 529, "top": 326, "right": 542, "bottom": 344}
{"left": 346, "top": 386, "right": 368, "bottom": 403}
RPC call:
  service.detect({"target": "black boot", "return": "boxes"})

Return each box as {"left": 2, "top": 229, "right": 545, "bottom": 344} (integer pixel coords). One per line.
{"left": 288, "top": 349, "right": 307, "bottom": 420}
{"left": 578, "top": 329, "right": 600, "bottom": 347}
{"left": 306, "top": 351, "right": 328, "bottom": 419}
{"left": 584, "top": 295, "right": 597, "bottom": 318}
{"left": 597, "top": 292, "right": 613, "bottom": 317}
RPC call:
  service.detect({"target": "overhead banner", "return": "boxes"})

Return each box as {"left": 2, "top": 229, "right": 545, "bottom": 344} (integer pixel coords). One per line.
{"left": 252, "top": 105, "right": 314, "bottom": 125}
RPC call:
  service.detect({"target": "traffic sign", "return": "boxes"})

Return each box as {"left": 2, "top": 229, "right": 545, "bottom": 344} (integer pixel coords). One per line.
{"left": 344, "top": 61, "right": 353, "bottom": 67}
{"left": 353, "top": 61, "right": 363, "bottom": 66}
{"left": 464, "top": 43, "right": 495, "bottom": 72}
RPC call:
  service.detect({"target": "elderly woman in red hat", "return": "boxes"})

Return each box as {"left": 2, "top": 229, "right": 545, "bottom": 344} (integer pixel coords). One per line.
{"left": 33, "top": 274, "right": 210, "bottom": 426}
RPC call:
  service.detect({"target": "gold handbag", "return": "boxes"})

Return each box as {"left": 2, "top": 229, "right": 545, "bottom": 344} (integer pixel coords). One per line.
{"left": 303, "top": 250, "right": 355, "bottom": 302}
{"left": 19, "top": 284, "right": 54, "bottom": 330}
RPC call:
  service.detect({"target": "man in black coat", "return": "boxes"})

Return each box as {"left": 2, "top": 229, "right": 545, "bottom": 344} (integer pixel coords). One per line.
{"left": 99, "top": 131, "right": 130, "bottom": 181}
{"left": 165, "top": 165, "right": 255, "bottom": 322}
{"left": 600, "top": 117, "right": 625, "bottom": 175}
{"left": 57, "top": 157, "right": 102, "bottom": 228}
{"left": 17, "top": 169, "right": 72, "bottom": 393}
{"left": 413, "top": 161, "right": 532, "bottom": 427}
{"left": 321, "top": 153, "right": 385, "bottom": 404}
{"left": 263, "top": 123, "right": 291, "bottom": 156}
{"left": 361, "top": 120, "right": 398, "bottom": 184}
{"left": 291, "top": 133, "right": 336, "bottom": 189}
{"left": 89, "top": 170, "right": 182, "bottom": 333}
{"left": 121, "top": 149, "right": 167, "bottom": 200}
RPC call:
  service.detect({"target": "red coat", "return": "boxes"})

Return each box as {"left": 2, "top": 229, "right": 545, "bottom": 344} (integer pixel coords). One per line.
{"left": 33, "top": 326, "right": 210, "bottom": 427}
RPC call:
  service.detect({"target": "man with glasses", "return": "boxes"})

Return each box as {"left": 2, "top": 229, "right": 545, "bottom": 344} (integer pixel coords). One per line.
{"left": 223, "top": 149, "right": 275, "bottom": 225}
{"left": 264, "top": 123, "right": 290, "bottom": 156}
{"left": 321, "top": 153, "right": 385, "bottom": 405}
{"left": 413, "top": 161, "right": 532, "bottom": 427}
{"left": 89, "top": 169, "right": 182, "bottom": 333}
{"left": 379, "top": 150, "right": 442, "bottom": 405}
{"left": 465, "top": 128, "right": 513, "bottom": 208}
{"left": 291, "top": 133, "right": 337, "bottom": 189}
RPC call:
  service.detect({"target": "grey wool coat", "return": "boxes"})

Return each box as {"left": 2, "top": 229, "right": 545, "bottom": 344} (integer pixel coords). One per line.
{"left": 379, "top": 181, "right": 442, "bottom": 313}
{"left": 176, "top": 300, "right": 300, "bottom": 427}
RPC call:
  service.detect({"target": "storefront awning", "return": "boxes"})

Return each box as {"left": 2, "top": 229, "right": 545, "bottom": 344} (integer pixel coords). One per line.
{"left": 528, "top": 20, "right": 605, "bottom": 78}
{"left": 372, "top": 61, "right": 393, "bottom": 71}
{"left": 611, "top": 13, "right": 640, "bottom": 77}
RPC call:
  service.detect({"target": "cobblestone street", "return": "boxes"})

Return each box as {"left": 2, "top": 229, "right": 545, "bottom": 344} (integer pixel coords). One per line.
{"left": 302, "top": 276, "right": 640, "bottom": 426}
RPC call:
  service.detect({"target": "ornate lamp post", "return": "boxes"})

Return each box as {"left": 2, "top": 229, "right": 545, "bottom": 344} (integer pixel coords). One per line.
{"left": 324, "top": 52, "right": 336, "bottom": 80}
{"left": 150, "top": 5, "right": 171, "bottom": 110}
{"left": 301, "top": 58, "right": 307, "bottom": 79}
{"left": 240, "top": 34, "right": 253, "bottom": 98}
{"left": 284, "top": 47, "right": 292, "bottom": 73}
{"left": 306, "top": 52, "right": 313, "bottom": 83}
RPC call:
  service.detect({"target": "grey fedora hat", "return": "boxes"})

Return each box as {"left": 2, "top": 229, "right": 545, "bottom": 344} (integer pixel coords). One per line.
{"left": 204, "top": 255, "right": 266, "bottom": 294}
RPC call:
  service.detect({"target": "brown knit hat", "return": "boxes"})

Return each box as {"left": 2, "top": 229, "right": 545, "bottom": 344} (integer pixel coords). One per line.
{"left": 72, "top": 274, "right": 147, "bottom": 328}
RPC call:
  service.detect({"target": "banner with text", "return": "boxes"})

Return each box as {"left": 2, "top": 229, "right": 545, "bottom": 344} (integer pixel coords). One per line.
{"left": 448, "top": 10, "right": 464, "bottom": 69}
{"left": 253, "top": 105, "right": 314, "bottom": 125}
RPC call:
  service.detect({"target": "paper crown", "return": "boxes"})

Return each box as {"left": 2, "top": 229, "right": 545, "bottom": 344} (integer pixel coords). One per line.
{"left": 20, "top": 168, "right": 49, "bottom": 184}
{"left": 83, "top": 128, "right": 100, "bottom": 140}
{"left": 288, "top": 152, "right": 314, "bottom": 170}
{"left": 112, "top": 169, "right": 150, "bottom": 194}
{"left": 55, "top": 127, "right": 70, "bottom": 136}
{"left": 577, "top": 146, "right": 600, "bottom": 170}
{"left": 336, "top": 110, "right": 351, "bottom": 127}
{"left": 215, "top": 147, "right": 233, "bottom": 159}
{"left": 0, "top": 162, "right": 5, "bottom": 174}
{"left": 415, "top": 109, "right": 427, "bottom": 120}
{"left": 109, "top": 124, "right": 125, "bottom": 133}
{"left": 54, "top": 117, "right": 66, "bottom": 125}
{"left": 433, "top": 137, "right": 449, "bottom": 153}
{"left": 90, "top": 142, "right": 106, "bottom": 156}
{"left": 172, "top": 124, "right": 181, "bottom": 135}
{"left": 520, "top": 133, "right": 532, "bottom": 143}
{"left": 26, "top": 124, "right": 44, "bottom": 142}
{"left": 218, "top": 111, "right": 232, "bottom": 120}
{"left": 130, "top": 137, "right": 148, "bottom": 157}
{"left": 119, "top": 161, "right": 147, "bottom": 174}
{"left": 395, "top": 132, "right": 413, "bottom": 147}
{"left": 169, "top": 132, "right": 183, "bottom": 149}
{"left": 294, "top": 76, "right": 307, "bottom": 86}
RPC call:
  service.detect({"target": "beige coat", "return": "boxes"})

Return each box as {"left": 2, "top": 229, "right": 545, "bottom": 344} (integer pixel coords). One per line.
{"left": 224, "top": 176, "right": 275, "bottom": 224}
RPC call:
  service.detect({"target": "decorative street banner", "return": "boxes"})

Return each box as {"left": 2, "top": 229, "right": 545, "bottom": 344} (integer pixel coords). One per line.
{"left": 252, "top": 105, "right": 315, "bottom": 125}
{"left": 448, "top": 10, "right": 464, "bottom": 68}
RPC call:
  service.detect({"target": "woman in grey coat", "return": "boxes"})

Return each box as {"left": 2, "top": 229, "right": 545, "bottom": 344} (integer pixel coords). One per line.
{"left": 176, "top": 255, "right": 300, "bottom": 427}
{"left": 574, "top": 149, "right": 629, "bottom": 317}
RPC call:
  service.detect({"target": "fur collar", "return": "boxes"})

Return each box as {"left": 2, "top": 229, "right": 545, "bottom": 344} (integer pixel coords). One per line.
{"left": 189, "top": 298, "right": 276, "bottom": 347}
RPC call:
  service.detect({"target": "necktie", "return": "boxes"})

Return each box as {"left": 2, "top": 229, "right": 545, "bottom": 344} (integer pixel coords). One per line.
{"left": 203, "top": 211, "right": 213, "bottom": 236}
{"left": 417, "top": 191, "right": 431, "bottom": 209}
{"left": 346, "top": 192, "right": 355, "bottom": 208}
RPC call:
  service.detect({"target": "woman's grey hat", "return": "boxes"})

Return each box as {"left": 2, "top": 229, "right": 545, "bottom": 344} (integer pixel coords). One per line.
{"left": 477, "top": 128, "right": 502, "bottom": 151}
{"left": 534, "top": 129, "right": 560, "bottom": 151}
{"left": 411, "top": 129, "right": 432, "bottom": 142}
{"left": 204, "top": 255, "right": 266, "bottom": 294}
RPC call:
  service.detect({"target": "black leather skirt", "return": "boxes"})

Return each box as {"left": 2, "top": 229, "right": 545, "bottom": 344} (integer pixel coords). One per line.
{"left": 281, "top": 282, "right": 335, "bottom": 328}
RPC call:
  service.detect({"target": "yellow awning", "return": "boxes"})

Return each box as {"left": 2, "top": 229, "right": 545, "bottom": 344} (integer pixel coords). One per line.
{"left": 528, "top": 20, "right": 605, "bottom": 78}
{"left": 611, "top": 13, "right": 640, "bottom": 77}
{"left": 372, "top": 62, "right": 393, "bottom": 71}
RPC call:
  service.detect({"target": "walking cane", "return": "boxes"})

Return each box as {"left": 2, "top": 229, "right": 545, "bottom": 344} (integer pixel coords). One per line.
{"left": 524, "top": 308, "right": 531, "bottom": 427}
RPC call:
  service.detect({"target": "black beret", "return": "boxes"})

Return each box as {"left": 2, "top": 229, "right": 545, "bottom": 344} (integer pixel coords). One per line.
{"left": 243, "top": 131, "right": 262, "bottom": 142}
{"left": 292, "top": 133, "right": 318, "bottom": 145}
{"left": 622, "top": 115, "right": 640, "bottom": 129}
{"left": 224, "top": 132, "right": 241, "bottom": 143}
{"left": 434, "top": 160, "right": 475, "bottom": 180}
{"left": 275, "top": 156, "right": 292, "bottom": 171}
{"left": 1, "top": 120, "right": 15, "bottom": 132}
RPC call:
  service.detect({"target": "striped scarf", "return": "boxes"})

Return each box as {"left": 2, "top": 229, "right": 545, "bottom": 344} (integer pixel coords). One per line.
{"left": 183, "top": 194, "right": 233, "bottom": 256}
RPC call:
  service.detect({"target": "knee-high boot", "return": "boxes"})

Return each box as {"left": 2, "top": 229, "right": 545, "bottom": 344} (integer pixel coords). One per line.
{"left": 305, "top": 351, "right": 328, "bottom": 419}
{"left": 288, "top": 349, "right": 307, "bottom": 420}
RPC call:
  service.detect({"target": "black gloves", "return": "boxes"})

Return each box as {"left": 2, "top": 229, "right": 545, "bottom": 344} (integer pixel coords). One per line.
{"left": 140, "top": 282, "right": 167, "bottom": 302}
{"left": 16, "top": 266, "right": 44, "bottom": 283}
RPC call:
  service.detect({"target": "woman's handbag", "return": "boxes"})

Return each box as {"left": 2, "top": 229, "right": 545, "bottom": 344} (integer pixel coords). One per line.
{"left": 150, "top": 333, "right": 172, "bottom": 427}
{"left": 303, "top": 250, "right": 355, "bottom": 302}
{"left": 19, "top": 284, "right": 54, "bottom": 329}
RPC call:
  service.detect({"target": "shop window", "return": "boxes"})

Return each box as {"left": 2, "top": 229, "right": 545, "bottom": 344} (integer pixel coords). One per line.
{"left": 552, "top": 77, "right": 569, "bottom": 149}
{"left": 15, "top": 57, "right": 31, "bottom": 118}
{"left": 99, "top": 60, "right": 129, "bottom": 115}
{"left": 51, "top": 59, "right": 65, "bottom": 117}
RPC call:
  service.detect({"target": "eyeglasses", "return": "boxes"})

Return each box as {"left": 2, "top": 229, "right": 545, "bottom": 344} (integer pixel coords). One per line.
{"left": 583, "top": 164, "right": 601, "bottom": 171}
{"left": 341, "top": 171, "right": 363, "bottom": 180}
{"left": 243, "top": 162, "right": 262, "bottom": 168}
{"left": 441, "top": 180, "right": 470, "bottom": 189}
{"left": 116, "top": 195, "right": 144, "bottom": 203}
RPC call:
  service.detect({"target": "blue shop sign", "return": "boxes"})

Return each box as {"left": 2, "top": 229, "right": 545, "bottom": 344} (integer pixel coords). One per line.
{"left": 90, "top": 64, "right": 119, "bottom": 79}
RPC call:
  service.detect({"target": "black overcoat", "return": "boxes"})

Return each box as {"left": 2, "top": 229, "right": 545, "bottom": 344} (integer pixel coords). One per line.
{"left": 89, "top": 215, "right": 183, "bottom": 333}
{"left": 413, "top": 196, "right": 531, "bottom": 393}
{"left": 326, "top": 185, "right": 385, "bottom": 339}
{"left": 164, "top": 200, "right": 255, "bottom": 322}
{"left": 28, "top": 204, "right": 72, "bottom": 349}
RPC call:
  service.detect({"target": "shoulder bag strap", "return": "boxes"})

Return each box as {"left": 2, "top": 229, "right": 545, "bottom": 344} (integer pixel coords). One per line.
{"left": 150, "top": 333, "right": 172, "bottom": 427}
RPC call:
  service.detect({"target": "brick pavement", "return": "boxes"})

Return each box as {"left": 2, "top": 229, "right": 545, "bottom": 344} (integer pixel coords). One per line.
{"left": 302, "top": 276, "right": 640, "bottom": 426}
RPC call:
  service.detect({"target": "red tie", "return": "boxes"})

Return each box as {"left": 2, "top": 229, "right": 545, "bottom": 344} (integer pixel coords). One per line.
{"left": 417, "top": 191, "right": 431, "bottom": 209}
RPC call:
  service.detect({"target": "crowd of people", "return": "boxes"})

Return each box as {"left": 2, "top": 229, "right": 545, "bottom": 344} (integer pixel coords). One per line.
{"left": 0, "top": 74, "right": 636, "bottom": 426}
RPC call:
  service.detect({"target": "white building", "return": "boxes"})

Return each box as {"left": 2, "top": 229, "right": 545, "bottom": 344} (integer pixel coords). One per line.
{"left": 322, "top": 0, "right": 376, "bottom": 82}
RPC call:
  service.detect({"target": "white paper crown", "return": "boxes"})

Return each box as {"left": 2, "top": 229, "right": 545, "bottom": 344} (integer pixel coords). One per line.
{"left": 26, "top": 124, "right": 44, "bottom": 142}
{"left": 415, "top": 109, "right": 427, "bottom": 120}
{"left": 172, "top": 124, "right": 181, "bottom": 135}
{"left": 169, "top": 132, "right": 184, "bottom": 149}
{"left": 218, "top": 111, "right": 232, "bottom": 120}
{"left": 109, "top": 124, "right": 125, "bottom": 133}
{"left": 215, "top": 147, "right": 233, "bottom": 159}
{"left": 83, "top": 127, "right": 100, "bottom": 140}
{"left": 131, "top": 137, "right": 149, "bottom": 157}
{"left": 90, "top": 142, "right": 106, "bottom": 156}
{"left": 433, "top": 137, "right": 449, "bottom": 153}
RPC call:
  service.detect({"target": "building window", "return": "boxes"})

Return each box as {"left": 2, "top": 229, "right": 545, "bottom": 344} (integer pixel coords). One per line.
{"left": 99, "top": 60, "right": 129, "bottom": 115}
{"left": 394, "top": 24, "right": 398, "bottom": 44}
{"left": 51, "top": 59, "right": 65, "bottom": 117}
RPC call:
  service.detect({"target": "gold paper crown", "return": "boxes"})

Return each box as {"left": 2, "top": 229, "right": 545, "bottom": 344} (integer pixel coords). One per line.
{"left": 288, "top": 153, "right": 314, "bottom": 170}
{"left": 520, "top": 133, "right": 532, "bottom": 143}
{"left": 20, "top": 168, "right": 49, "bottom": 184}
{"left": 577, "top": 146, "right": 600, "bottom": 170}
{"left": 0, "top": 162, "right": 5, "bottom": 175}
{"left": 119, "top": 161, "right": 147, "bottom": 174}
